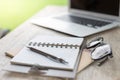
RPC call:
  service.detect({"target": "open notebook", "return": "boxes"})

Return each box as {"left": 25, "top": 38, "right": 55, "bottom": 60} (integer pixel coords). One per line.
{"left": 11, "top": 36, "right": 84, "bottom": 71}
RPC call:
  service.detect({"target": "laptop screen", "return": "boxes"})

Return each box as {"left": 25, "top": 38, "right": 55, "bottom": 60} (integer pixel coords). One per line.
{"left": 71, "top": 0, "right": 119, "bottom": 16}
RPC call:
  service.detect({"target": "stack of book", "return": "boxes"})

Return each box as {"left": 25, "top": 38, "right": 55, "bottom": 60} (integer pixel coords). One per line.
{"left": 4, "top": 35, "right": 93, "bottom": 79}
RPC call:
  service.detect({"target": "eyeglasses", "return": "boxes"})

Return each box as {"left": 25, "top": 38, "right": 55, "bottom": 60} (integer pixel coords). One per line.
{"left": 86, "top": 37, "right": 113, "bottom": 66}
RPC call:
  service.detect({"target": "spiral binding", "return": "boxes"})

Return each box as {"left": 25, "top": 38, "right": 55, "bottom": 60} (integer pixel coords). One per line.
{"left": 28, "top": 42, "right": 80, "bottom": 49}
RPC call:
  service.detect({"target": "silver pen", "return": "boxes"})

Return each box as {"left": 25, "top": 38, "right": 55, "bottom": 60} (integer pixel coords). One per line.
{"left": 27, "top": 47, "right": 68, "bottom": 64}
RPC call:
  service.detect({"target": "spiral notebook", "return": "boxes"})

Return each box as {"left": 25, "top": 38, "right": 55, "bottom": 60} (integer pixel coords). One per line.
{"left": 11, "top": 36, "right": 84, "bottom": 71}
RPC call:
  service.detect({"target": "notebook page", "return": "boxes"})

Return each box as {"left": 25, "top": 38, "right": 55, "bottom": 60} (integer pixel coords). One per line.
{"left": 11, "top": 36, "right": 84, "bottom": 70}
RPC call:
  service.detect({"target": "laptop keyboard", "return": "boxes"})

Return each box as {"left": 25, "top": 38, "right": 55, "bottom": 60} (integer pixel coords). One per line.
{"left": 55, "top": 15, "right": 111, "bottom": 28}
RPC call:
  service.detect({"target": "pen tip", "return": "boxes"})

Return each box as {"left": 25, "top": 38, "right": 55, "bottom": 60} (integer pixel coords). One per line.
{"left": 63, "top": 61, "right": 69, "bottom": 65}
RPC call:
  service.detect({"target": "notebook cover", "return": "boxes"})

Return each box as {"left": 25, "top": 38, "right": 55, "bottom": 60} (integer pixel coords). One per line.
{"left": 4, "top": 46, "right": 81, "bottom": 79}
{"left": 5, "top": 47, "right": 93, "bottom": 73}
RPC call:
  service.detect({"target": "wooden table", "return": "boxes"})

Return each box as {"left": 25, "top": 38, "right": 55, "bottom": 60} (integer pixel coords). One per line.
{"left": 0, "top": 6, "right": 120, "bottom": 80}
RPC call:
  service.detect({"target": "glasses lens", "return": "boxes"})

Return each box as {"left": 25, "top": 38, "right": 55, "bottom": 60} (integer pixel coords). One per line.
{"left": 86, "top": 37, "right": 104, "bottom": 49}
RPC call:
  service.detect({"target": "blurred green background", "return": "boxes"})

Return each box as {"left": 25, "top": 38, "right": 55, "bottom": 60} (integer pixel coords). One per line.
{"left": 0, "top": 0, "right": 67, "bottom": 30}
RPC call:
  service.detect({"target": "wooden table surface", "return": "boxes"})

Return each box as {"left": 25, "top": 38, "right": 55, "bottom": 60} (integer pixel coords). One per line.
{"left": 0, "top": 6, "right": 120, "bottom": 80}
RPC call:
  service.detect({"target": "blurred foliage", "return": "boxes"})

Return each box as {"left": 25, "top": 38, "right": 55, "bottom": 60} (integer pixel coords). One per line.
{"left": 0, "top": 0, "right": 67, "bottom": 30}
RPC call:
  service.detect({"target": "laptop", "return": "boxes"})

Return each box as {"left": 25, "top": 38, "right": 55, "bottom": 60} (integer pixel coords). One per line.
{"left": 31, "top": 0, "right": 120, "bottom": 37}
